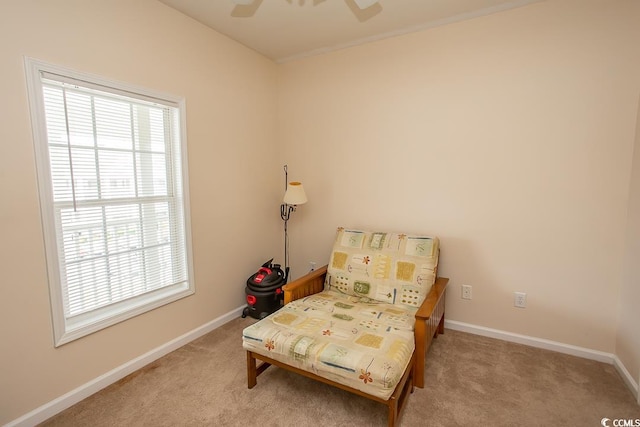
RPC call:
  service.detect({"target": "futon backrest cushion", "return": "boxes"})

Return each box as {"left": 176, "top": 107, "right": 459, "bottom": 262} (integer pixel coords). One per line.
{"left": 326, "top": 227, "right": 439, "bottom": 308}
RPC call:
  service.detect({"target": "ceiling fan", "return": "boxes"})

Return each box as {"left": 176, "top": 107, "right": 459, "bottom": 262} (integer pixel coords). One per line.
{"left": 231, "top": 0, "right": 379, "bottom": 10}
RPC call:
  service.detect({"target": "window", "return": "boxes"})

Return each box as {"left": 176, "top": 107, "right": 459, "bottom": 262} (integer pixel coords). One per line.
{"left": 25, "top": 58, "right": 194, "bottom": 346}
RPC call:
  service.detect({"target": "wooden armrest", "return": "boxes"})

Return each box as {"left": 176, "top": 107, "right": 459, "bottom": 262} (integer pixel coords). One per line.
{"left": 283, "top": 265, "right": 328, "bottom": 304}
{"left": 413, "top": 276, "right": 449, "bottom": 389}
{"left": 415, "top": 277, "right": 449, "bottom": 320}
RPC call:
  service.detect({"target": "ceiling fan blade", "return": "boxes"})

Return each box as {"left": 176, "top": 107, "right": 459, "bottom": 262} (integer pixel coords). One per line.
{"left": 352, "top": 0, "right": 378, "bottom": 9}
{"left": 230, "top": 0, "right": 262, "bottom": 17}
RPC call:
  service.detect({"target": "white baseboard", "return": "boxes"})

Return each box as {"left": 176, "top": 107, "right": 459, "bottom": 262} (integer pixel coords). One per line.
{"left": 612, "top": 355, "right": 640, "bottom": 403}
{"left": 445, "top": 320, "right": 639, "bottom": 402}
{"left": 6, "top": 305, "right": 246, "bottom": 427}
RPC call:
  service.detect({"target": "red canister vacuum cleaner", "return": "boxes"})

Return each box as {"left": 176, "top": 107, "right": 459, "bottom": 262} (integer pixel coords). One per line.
{"left": 242, "top": 259, "right": 287, "bottom": 319}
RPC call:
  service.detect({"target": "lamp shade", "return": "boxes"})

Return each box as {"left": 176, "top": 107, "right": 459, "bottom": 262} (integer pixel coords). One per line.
{"left": 283, "top": 182, "right": 307, "bottom": 205}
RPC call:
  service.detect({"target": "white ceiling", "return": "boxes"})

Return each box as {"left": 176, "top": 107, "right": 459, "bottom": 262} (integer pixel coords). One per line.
{"left": 158, "top": 0, "right": 543, "bottom": 63}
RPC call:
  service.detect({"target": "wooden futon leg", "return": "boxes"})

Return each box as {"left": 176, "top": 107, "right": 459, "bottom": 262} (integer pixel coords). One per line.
{"left": 247, "top": 351, "right": 271, "bottom": 389}
{"left": 386, "top": 354, "right": 415, "bottom": 427}
{"left": 247, "top": 351, "right": 257, "bottom": 389}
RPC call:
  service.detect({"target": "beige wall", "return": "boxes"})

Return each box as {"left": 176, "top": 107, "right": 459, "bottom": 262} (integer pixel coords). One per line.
{"left": 0, "top": 0, "right": 279, "bottom": 423}
{"left": 617, "top": 97, "right": 640, "bottom": 385}
{"left": 3, "top": 0, "right": 640, "bottom": 423}
{"left": 278, "top": 0, "right": 640, "bottom": 354}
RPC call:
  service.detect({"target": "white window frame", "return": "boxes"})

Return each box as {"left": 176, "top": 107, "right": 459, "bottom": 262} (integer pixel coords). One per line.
{"left": 24, "top": 57, "right": 195, "bottom": 346}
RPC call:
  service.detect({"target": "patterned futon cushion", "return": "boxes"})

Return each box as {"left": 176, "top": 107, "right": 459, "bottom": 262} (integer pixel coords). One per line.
{"left": 242, "top": 290, "right": 416, "bottom": 400}
{"left": 326, "top": 228, "right": 439, "bottom": 308}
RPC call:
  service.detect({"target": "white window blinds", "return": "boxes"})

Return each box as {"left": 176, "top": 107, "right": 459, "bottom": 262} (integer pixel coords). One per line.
{"left": 26, "top": 59, "right": 194, "bottom": 346}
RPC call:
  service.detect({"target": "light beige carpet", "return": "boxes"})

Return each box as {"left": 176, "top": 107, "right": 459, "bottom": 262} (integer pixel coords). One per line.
{"left": 41, "top": 317, "right": 640, "bottom": 426}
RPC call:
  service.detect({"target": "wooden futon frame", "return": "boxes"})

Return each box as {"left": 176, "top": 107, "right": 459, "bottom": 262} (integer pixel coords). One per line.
{"left": 246, "top": 265, "right": 449, "bottom": 427}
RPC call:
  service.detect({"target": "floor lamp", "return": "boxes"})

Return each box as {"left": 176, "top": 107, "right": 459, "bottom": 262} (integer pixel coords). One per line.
{"left": 280, "top": 165, "right": 307, "bottom": 283}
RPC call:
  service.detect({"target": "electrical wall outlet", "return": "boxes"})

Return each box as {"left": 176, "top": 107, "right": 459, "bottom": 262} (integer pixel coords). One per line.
{"left": 514, "top": 292, "right": 527, "bottom": 308}
{"left": 461, "top": 284, "right": 472, "bottom": 300}
{"left": 309, "top": 261, "right": 316, "bottom": 271}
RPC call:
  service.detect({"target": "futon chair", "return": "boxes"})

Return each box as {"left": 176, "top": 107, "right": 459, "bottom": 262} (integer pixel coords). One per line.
{"left": 242, "top": 227, "right": 449, "bottom": 426}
